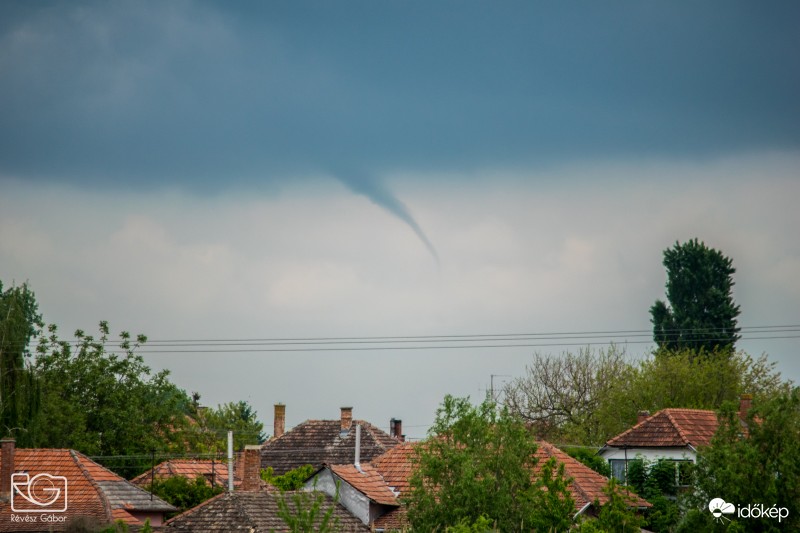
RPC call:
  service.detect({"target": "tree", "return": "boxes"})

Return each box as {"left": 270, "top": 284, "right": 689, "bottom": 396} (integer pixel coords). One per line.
{"left": 262, "top": 464, "right": 316, "bottom": 491}
{"left": 650, "top": 239, "right": 741, "bottom": 355}
{"left": 577, "top": 479, "right": 645, "bottom": 533}
{"left": 406, "top": 395, "right": 575, "bottom": 532}
{"left": 27, "top": 322, "right": 192, "bottom": 475}
{"left": 678, "top": 388, "right": 800, "bottom": 532}
{"left": 146, "top": 475, "right": 223, "bottom": 517}
{"left": 184, "top": 399, "right": 266, "bottom": 453}
{"left": 504, "top": 346, "right": 786, "bottom": 447}
{"left": 0, "top": 281, "right": 42, "bottom": 436}
{"left": 503, "top": 345, "right": 630, "bottom": 445}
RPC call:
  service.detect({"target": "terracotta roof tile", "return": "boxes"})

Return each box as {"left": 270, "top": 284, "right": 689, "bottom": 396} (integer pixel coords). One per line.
{"left": 0, "top": 447, "right": 175, "bottom": 532}
{"left": 261, "top": 420, "right": 400, "bottom": 475}
{"left": 606, "top": 409, "right": 719, "bottom": 448}
{"left": 534, "top": 441, "right": 650, "bottom": 511}
{"left": 165, "top": 490, "right": 370, "bottom": 532}
{"left": 369, "top": 441, "right": 417, "bottom": 497}
{"left": 329, "top": 464, "right": 399, "bottom": 506}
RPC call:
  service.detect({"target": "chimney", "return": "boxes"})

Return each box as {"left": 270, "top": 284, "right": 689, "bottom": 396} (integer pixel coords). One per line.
{"left": 637, "top": 410, "right": 650, "bottom": 425}
{"left": 354, "top": 424, "right": 362, "bottom": 472}
{"left": 739, "top": 394, "right": 753, "bottom": 421}
{"left": 274, "top": 403, "right": 286, "bottom": 439}
{"left": 391, "top": 418, "right": 404, "bottom": 442}
{"left": 240, "top": 445, "right": 262, "bottom": 492}
{"left": 340, "top": 407, "right": 353, "bottom": 432}
{"left": 1, "top": 438, "right": 14, "bottom": 501}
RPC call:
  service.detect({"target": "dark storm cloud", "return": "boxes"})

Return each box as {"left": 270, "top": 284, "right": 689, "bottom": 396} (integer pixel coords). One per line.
{"left": 1, "top": 0, "right": 799, "bottom": 190}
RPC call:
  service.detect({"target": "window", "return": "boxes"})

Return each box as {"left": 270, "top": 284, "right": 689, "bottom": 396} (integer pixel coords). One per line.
{"left": 609, "top": 459, "right": 628, "bottom": 483}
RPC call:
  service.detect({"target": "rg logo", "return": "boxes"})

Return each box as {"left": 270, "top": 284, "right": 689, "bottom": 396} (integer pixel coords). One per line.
{"left": 11, "top": 473, "right": 68, "bottom": 513}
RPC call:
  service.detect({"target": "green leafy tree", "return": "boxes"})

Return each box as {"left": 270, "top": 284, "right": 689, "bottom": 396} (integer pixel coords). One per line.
{"left": 577, "top": 479, "right": 645, "bottom": 533}
{"left": 650, "top": 239, "right": 740, "bottom": 355}
{"left": 275, "top": 490, "right": 341, "bottom": 533}
{"left": 626, "top": 458, "right": 682, "bottom": 533}
{"left": 262, "top": 464, "right": 316, "bottom": 491}
{"left": 28, "top": 322, "right": 191, "bottom": 474}
{"left": 565, "top": 446, "right": 611, "bottom": 477}
{"left": 679, "top": 388, "right": 800, "bottom": 532}
{"left": 146, "top": 475, "right": 223, "bottom": 517}
{"left": 406, "top": 395, "right": 575, "bottom": 532}
{"left": 185, "top": 399, "right": 266, "bottom": 453}
{"left": 0, "top": 281, "right": 42, "bottom": 436}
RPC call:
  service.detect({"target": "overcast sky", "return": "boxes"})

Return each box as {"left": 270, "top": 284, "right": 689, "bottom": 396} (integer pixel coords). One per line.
{"left": 1, "top": 1, "right": 799, "bottom": 440}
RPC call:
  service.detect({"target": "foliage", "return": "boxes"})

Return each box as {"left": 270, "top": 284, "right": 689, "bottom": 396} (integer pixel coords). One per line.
{"left": 262, "top": 464, "right": 316, "bottom": 491}
{"left": 406, "top": 395, "right": 575, "bottom": 532}
{"left": 0, "top": 281, "right": 42, "bottom": 437}
{"left": 626, "top": 458, "right": 682, "bottom": 532}
{"left": 577, "top": 479, "right": 645, "bottom": 533}
{"left": 678, "top": 388, "right": 800, "bottom": 532}
{"left": 27, "top": 321, "right": 192, "bottom": 475}
{"left": 564, "top": 446, "right": 611, "bottom": 477}
{"left": 275, "top": 490, "right": 341, "bottom": 533}
{"left": 505, "top": 346, "right": 787, "bottom": 446}
{"left": 650, "top": 239, "right": 740, "bottom": 355}
{"left": 186, "top": 399, "right": 267, "bottom": 452}
{"left": 146, "top": 475, "right": 223, "bottom": 517}
{"left": 445, "top": 515, "right": 496, "bottom": 532}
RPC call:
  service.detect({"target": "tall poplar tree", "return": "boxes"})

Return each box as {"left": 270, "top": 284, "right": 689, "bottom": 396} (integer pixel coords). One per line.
{"left": 0, "top": 281, "right": 42, "bottom": 436}
{"left": 650, "top": 239, "right": 740, "bottom": 355}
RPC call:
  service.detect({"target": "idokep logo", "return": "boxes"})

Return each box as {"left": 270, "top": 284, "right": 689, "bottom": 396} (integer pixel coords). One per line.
{"left": 709, "top": 497, "right": 790, "bottom": 524}
{"left": 11, "top": 473, "right": 68, "bottom": 513}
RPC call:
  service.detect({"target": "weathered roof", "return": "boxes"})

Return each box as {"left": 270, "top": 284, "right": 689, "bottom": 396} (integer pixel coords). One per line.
{"left": 261, "top": 420, "right": 399, "bottom": 475}
{"left": 164, "top": 490, "right": 370, "bottom": 532}
{"left": 369, "top": 441, "right": 417, "bottom": 497}
{"left": 329, "top": 464, "right": 399, "bottom": 506}
{"left": 130, "top": 458, "right": 234, "bottom": 488}
{"left": 534, "top": 441, "right": 650, "bottom": 511}
{"left": 0, "top": 448, "right": 175, "bottom": 532}
{"left": 605, "top": 408, "right": 719, "bottom": 449}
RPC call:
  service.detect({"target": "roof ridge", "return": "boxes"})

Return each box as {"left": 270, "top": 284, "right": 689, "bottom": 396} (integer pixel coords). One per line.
{"left": 606, "top": 411, "right": 651, "bottom": 445}
{"left": 71, "top": 450, "right": 114, "bottom": 523}
{"left": 662, "top": 410, "right": 691, "bottom": 445}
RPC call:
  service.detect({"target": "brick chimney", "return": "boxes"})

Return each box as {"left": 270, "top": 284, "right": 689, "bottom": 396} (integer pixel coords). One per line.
{"left": 739, "top": 394, "right": 753, "bottom": 421}
{"left": 637, "top": 410, "right": 650, "bottom": 425}
{"left": 340, "top": 407, "right": 353, "bottom": 432}
{"left": 240, "top": 445, "right": 262, "bottom": 492}
{"left": 1, "top": 438, "right": 14, "bottom": 502}
{"left": 274, "top": 403, "right": 286, "bottom": 439}
{"left": 390, "top": 418, "right": 404, "bottom": 442}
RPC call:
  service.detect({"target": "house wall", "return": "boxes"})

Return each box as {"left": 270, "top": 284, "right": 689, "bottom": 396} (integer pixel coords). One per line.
{"left": 131, "top": 511, "right": 165, "bottom": 527}
{"left": 305, "top": 469, "right": 370, "bottom": 525}
{"left": 600, "top": 446, "right": 696, "bottom": 462}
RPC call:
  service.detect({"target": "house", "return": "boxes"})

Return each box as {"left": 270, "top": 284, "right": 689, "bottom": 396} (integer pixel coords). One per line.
{"left": 130, "top": 458, "right": 234, "bottom": 489}
{"left": 0, "top": 438, "right": 176, "bottom": 532}
{"left": 165, "top": 445, "right": 369, "bottom": 532}
{"left": 306, "top": 439, "right": 649, "bottom": 531}
{"left": 261, "top": 405, "right": 401, "bottom": 475}
{"left": 598, "top": 394, "right": 752, "bottom": 483}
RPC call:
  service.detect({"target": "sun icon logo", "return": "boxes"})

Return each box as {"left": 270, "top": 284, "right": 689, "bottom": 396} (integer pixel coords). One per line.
{"left": 708, "top": 498, "right": 736, "bottom": 523}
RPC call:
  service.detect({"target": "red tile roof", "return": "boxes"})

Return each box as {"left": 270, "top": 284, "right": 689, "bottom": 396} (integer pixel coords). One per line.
{"left": 534, "top": 441, "right": 650, "bottom": 511}
{"left": 0, "top": 448, "right": 175, "bottom": 532}
{"left": 261, "top": 419, "right": 400, "bottom": 475}
{"left": 329, "top": 464, "right": 398, "bottom": 506}
{"left": 369, "top": 441, "right": 417, "bottom": 497}
{"left": 606, "top": 408, "right": 719, "bottom": 449}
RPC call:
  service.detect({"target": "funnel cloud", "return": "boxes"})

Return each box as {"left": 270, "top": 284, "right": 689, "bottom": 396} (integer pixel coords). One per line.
{"left": 334, "top": 171, "right": 439, "bottom": 265}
